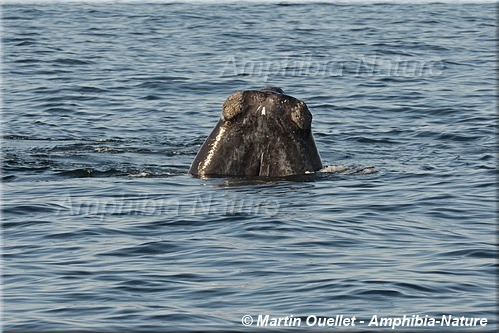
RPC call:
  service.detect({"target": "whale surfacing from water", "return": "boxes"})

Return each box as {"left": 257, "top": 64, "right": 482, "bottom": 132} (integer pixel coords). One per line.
{"left": 189, "top": 87, "right": 322, "bottom": 177}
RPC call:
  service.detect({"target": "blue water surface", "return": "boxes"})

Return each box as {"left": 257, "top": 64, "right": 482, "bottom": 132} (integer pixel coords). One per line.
{"left": 2, "top": 2, "right": 497, "bottom": 332}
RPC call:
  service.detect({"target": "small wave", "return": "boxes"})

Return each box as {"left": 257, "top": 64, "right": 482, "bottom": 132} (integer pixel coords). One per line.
{"left": 100, "top": 240, "right": 181, "bottom": 257}
{"left": 54, "top": 168, "right": 128, "bottom": 178}
{"left": 52, "top": 58, "right": 91, "bottom": 65}
{"left": 319, "top": 165, "right": 349, "bottom": 173}
{"left": 128, "top": 172, "right": 150, "bottom": 177}
{"left": 438, "top": 132, "right": 483, "bottom": 142}
{"left": 440, "top": 248, "right": 497, "bottom": 259}
{"left": 2, "top": 204, "right": 61, "bottom": 217}
{"left": 45, "top": 107, "right": 73, "bottom": 113}
{"left": 17, "top": 40, "right": 38, "bottom": 46}
{"left": 74, "top": 86, "right": 109, "bottom": 93}
{"left": 2, "top": 175, "right": 17, "bottom": 182}
{"left": 347, "top": 136, "right": 399, "bottom": 144}
{"left": 14, "top": 57, "right": 40, "bottom": 63}
{"left": 354, "top": 289, "right": 406, "bottom": 297}
{"left": 142, "top": 95, "right": 161, "bottom": 100}
{"left": 319, "top": 165, "right": 378, "bottom": 175}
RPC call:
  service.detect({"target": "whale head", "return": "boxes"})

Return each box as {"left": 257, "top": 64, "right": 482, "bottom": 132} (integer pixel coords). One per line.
{"left": 189, "top": 87, "right": 322, "bottom": 177}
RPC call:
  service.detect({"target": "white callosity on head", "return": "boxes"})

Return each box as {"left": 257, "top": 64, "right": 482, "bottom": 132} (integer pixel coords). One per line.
{"left": 256, "top": 105, "right": 266, "bottom": 116}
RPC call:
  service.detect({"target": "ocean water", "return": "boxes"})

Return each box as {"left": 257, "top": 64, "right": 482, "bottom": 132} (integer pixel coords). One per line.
{"left": 1, "top": 1, "right": 497, "bottom": 332}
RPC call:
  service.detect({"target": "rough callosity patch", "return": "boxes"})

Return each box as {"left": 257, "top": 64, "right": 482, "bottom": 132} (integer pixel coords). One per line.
{"left": 291, "top": 101, "right": 312, "bottom": 130}
{"left": 222, "top": 91, "right": 244, "bottom": 121}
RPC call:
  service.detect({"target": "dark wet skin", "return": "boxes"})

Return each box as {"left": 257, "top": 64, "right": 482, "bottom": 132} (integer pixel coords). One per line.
{"left": 189, "top": 87, "right": 322, "bottom": 177}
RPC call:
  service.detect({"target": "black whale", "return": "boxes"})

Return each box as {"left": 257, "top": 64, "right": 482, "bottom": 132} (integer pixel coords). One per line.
{"left": 189, "top": 87, "right": 322, "bottom": 177}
